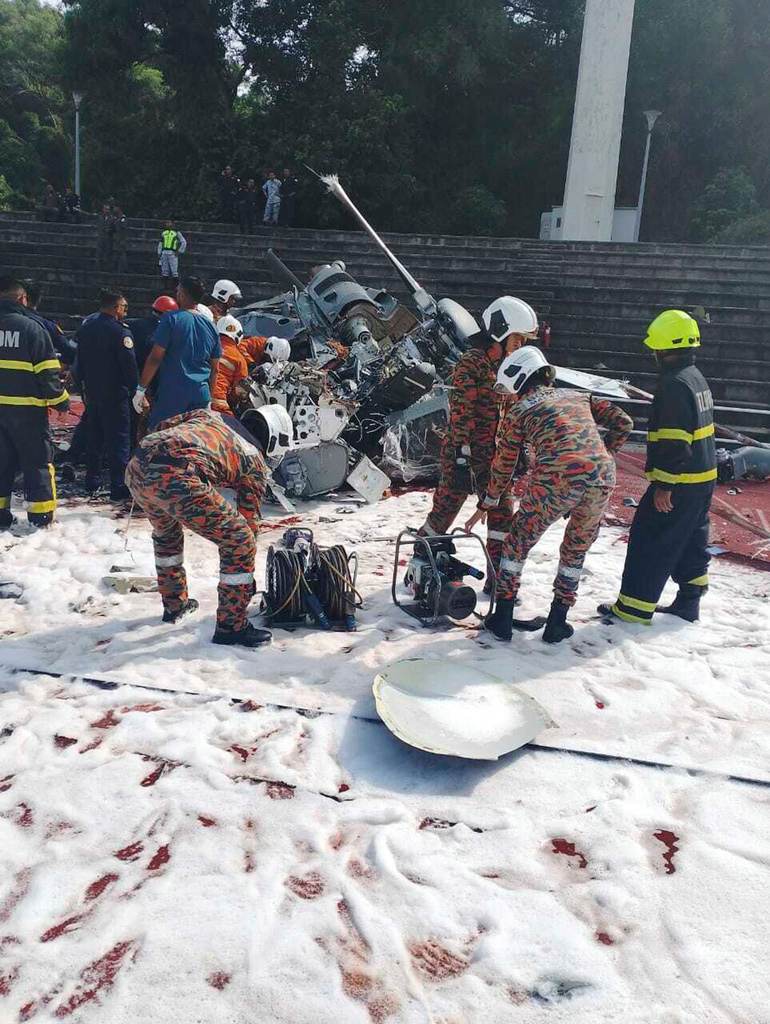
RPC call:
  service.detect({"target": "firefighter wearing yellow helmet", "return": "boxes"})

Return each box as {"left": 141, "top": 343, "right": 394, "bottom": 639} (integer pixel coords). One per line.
{"left": 600, "top": 309, "right": 717, "bottom": 625}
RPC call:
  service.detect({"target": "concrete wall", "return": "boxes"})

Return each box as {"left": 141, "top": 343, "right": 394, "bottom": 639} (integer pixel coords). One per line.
{"left": 561, "top": 0, "right": 636, "bottom": 242}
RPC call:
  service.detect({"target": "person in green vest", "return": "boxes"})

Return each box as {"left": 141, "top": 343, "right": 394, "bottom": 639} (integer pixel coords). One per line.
{"left": 157, "top": 219, "right": 187, "bottom": 294}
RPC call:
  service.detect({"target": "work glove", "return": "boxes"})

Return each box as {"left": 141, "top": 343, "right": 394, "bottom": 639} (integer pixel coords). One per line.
{"left": 451, "top": 445, "right": 473, "bottom": 491}
{"left": 132, "top": 386, "right": 149, "bottom": 415}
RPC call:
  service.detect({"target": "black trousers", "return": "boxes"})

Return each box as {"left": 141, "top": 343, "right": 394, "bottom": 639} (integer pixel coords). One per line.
{"left": 85, "top": 398, "right": 132, "bottom": 494}
{"left": 614, "top": 482, "right": 714, "bottom": 624}
{"left": 0, "top": 409, "right": 57, "bottom": 522}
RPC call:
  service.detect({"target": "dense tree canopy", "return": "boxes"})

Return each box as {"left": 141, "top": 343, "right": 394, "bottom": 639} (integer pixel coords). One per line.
{"left": 1, "top": 0, "right": 769, "bottom": 242}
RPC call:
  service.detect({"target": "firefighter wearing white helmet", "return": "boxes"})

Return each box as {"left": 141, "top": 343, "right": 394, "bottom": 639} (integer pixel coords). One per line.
{"left": 243, "top": 403, "right": 294, "bottom": 462}
{"left": 418, "top": 296, "right": 538, "bottom": 580}
{"left": 466, "top": 345, "right": 633, "bottom": 644}
{"left": 482, "top": 296, "right": 539, "bottom": 345}
{"left": 212, "top": 315, "right": 249, "bottom": 415}
{"left": 210, "top": 279, "right": 243, "bottom": 321}
{"left": 264, "top": 336, "right": 291, "bottom": 363}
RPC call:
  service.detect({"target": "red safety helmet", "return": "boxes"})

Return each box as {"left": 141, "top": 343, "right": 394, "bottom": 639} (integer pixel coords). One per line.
{"left": 152, "top": 295, "right": 179, "bottom": 314}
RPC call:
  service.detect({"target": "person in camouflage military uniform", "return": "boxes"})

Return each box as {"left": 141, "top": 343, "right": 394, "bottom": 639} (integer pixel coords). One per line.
{"left": 420, "top": 295, "right": 541, "bottom": 573}
{"left": 125, "top": 408, "right": 271, "bottom": 648}
{"left": 472, "top": 346, "right": 633, "bottom": 643}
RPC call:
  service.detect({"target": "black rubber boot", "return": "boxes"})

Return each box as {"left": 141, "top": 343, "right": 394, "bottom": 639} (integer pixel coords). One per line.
{"left": 597, "top": 603, "right": 616, "bottom": 620}
{"left": 110, "top": 484, "right": 131, "bottom": 503}
{"left": 484, "top": 598, "right": 515, "bottom": 642}
{"left": 657, "top": 584, "right": 703, "bottom": 623}
{"left": 28, "top": 512, "right": 53, "bottom": 529}
{"left": 163, "top": 598, "right": 199, "bottom": 624}
{"left": 212, "top": 622, "right": 272, "bottom": 648}
{"left": 542, "top": 600, "right": 574, "bottom": 644}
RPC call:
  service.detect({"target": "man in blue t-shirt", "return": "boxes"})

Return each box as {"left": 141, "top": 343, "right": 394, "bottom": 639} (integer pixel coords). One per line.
{"left": 133, "top": 277, "right": 221, "bottom": 429}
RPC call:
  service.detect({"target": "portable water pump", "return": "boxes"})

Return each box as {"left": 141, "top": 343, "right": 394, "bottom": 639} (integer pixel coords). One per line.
{"left": 263, "top": 528, "right": 360, "bottom": 630}
{"left": 391, "top": 528, "right": 495, "bottom": 626}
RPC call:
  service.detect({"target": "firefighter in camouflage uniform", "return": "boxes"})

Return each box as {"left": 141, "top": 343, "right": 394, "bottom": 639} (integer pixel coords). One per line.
{"left": 420, "top": 296, "right": 541, "bottom": 576}
{"left": 469, "top": 346, "right": 633, "bottom": 644}
{"left": 126, "top": 406, "right": 292, "bottom": 648}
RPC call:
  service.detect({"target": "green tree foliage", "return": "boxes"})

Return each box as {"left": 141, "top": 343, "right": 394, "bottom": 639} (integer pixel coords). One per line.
{"left": 688, "top": 168, "right": 759, "bottom": 242}
{"left": 3, "top": 0, "right": 770, "bottom": 242}
{"left": 0, "top": 0, "right": 69, "bottom": 197}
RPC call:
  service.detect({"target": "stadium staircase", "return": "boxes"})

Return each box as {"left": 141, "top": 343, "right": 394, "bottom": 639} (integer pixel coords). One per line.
{"left": 1, "top": 210, "right": 769, "bottom": 441}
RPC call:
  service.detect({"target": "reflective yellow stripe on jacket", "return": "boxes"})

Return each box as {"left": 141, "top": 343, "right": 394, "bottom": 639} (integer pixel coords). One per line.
{"left": 0, "top": 391, "right": 70, "bottom": 408}
{"left": 647, "top": 424, "right": 715, "bottom": 444}
{"left": 645, "top": 467, "right": 718, "bottom": 485}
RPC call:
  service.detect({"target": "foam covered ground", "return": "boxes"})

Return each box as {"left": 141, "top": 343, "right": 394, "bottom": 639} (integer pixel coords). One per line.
{"left": 1, "top": 493, "right": 769, "bottom": 1021}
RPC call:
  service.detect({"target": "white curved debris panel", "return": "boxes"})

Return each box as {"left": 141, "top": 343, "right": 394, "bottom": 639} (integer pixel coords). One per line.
{"left": 373, "top": 657, "right": 553, "bottom": 760}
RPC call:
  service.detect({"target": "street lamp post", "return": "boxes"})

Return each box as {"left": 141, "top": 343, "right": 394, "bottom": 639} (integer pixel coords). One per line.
{"left": 72, "top": 91, "right": 83, "bottom": 199}
{"left": 634, "top": 109, "right": 662, "bottom": 242}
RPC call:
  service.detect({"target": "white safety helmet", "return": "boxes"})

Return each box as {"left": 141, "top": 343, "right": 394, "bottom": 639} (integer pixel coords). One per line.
{"left": 495, "top": 345, "right": 553, "bottom": 396}
{"left": 212, "top": 279, "right": 242, "bottom": 305}
{"left": 265, "top": 336, "right": 292, "bottom": 363}
{"left": 483, "top": 295, "right": 539, "bottom": 343}
{"left": 253, "top": 404, "right": 294, "bottom": 460}
{"left": 195, "top": 303, "right": 215, "bottom": 322}
{"left": 216, "top": 314, "right": 244, "bottom": 341}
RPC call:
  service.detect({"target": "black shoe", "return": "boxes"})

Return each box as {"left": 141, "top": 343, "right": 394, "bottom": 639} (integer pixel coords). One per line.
{"left": 597, "top": 603, "right": 616, "bottom": 620}
{"left": 28, "top": 512, "right": 53, "bottom": 529}
{"left": 110, "top": 484, "right": 131, "bottom": 502}
{"left": 212, "top": 623, "right": 272, "bottom": 648}
{"left": 485, "top": 597, "right": 515, "bottom": 641}
{"left": 162, "top": 598, "right": 199, "bottom": 624}
{"left": 0, "top": 510, "right": 15, "bottom": 531}
{"left": 657, "top": 584, "right": 703, "bottom": 623}
{"left": 542, "top": 599, "right": 574, "bottom": 644}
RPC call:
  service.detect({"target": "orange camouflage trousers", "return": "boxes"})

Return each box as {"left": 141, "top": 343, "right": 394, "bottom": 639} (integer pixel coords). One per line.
{"left": 125, "top": 456, "right": 257, "bottom": 631}
{"left": 497, "top": 474, "right": 610, "bottom": 606}
{"left": 424, "top": 453, "right": 514, "bottom": 569}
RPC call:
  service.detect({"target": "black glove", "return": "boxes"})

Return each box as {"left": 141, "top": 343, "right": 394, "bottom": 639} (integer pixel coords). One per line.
{"left": 451, "top": 446, "right": 473, "bottom": 490}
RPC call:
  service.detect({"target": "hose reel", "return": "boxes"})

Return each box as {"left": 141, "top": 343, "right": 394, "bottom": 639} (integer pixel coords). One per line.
{"left": 263, "top": 528, "right": 360, "bottom": 630}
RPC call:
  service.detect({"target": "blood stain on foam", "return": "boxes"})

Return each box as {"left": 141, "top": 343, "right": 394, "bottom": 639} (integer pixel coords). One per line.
{"left": 0, "top": 964, "right": 20, "bottom": 996}
{"left": 0, "top": 868, "right": 32, "bottom": 923}
{"left": 51, "top": 938, "right": 139, "bottom": 1017}
{"left": 198, "top": 816, "right": 217, "bottom": 828}
{"left": 140, "top": 759, "right": 181, "bottom": 787}
{"left": 286, "top": 871, "right": 325, "bottom": 900}
{"left": 115, "top": 841, "right": 144, "bottom": 862}
{"left": 79, "top": 736, "right": 103, "bottom": 754}
{"left": 91, "top": 709, "right": 120, "bottom": 730}
{"left": 54, "top": 735, "right": 77, "bottom": 749}
{"left": 550, "top": 838, "right": 588, "bottom": 870}
{"left": 85, "top": 873, "right": 119, "bottom": 901}
{"left": 207, "top": 971, "right": 231, "bottom": 991}
{"left": 121, "top": 703, "right": 165, "bottom": 713}
{"left": 595, "top": 701, "right": 605, "bottom": 710}
{"left": 653, "top": 830, "right": 680, "bottom": 874}
{"left": 595, "top": 931, "right": 615, "bottom": 946}
{"left": 0, "top": 773, "right": 14, "bottom": 792}
{"left": 229, "top": 744, "right": 252, "bottom": 763}
{"left": 2, "top": 802, "right": 35, "bottom": 829}
{"left": 265, "top": 780, "right": 295, "bottom": 800}
{"left": 41, "top": 914, "right": 87, "bottom": 943}
{"left": 146, "top": 845, "right": 170, "bottom": 871}
{"left": 409, "top": 940, "right": 469, "bottom": 980}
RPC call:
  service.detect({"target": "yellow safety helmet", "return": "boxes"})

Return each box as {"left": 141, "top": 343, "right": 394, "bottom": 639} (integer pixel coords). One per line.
{"left": 643, "top": 309, "right": 701, "bottom": 351}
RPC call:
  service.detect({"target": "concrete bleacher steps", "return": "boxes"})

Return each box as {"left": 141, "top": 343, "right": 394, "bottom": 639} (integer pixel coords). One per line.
{"left": 1, "top": 212, "right": 769, "bottom": 439}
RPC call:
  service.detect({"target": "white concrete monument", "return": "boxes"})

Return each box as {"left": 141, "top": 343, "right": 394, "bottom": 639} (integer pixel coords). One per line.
{"left": 560, "top": 0, "right": 636, "bottom": 242}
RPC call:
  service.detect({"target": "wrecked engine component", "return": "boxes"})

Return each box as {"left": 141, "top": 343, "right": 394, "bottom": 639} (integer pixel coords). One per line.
{"left": 274, "top": 440, "right": 352, "bottom": 499}
{"left": 717, "top": 446, "right": 770, "bottom": 483}
{"left": 380, "top": 387, "right": 450, "bottom": 484}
